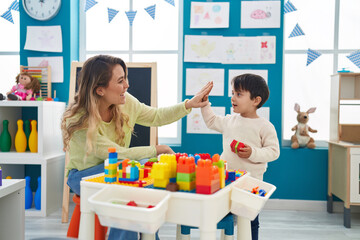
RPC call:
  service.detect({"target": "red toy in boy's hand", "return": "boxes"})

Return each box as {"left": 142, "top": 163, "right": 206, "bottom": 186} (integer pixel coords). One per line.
{"left": 230, "top": 140, "right": 245, "bottom": 153}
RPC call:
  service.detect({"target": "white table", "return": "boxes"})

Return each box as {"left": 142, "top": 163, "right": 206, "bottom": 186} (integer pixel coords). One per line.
{"left": 78, "top": 174, "right": 253, "bottom": 240}
{"left": 0, "top": 179, "right": 25, "bottom": 240}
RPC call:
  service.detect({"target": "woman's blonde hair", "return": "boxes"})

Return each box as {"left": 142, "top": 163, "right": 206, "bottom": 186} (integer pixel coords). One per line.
{"left": 61, "top": 55, "right": 130, "bottom": 155}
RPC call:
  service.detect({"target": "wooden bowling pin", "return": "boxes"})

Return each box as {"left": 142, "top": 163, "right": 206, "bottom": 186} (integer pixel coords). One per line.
{"left": 15, "top": 119, "right": 27, "bottom": 152}
{"left": 29, "top": 120, "right": 38, "bottom": 153}
{"left": 0, "top": 120, "right": 11, "bottom": 152}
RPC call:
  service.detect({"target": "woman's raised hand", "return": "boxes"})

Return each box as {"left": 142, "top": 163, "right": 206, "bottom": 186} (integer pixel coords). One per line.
{"left": 185, "top": 81, "right": 213, "bottom": 109}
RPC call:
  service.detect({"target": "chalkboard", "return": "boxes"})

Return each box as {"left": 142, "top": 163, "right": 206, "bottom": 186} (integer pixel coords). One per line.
{"left": 69, "top": 61, "right": 158, "bottom": 147}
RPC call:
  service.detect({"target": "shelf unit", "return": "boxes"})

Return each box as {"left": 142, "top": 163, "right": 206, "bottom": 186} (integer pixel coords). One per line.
{"left": 0, "top": 101, "right": 65, "bottom": 216}
{"left": 328, "top": 73, "right": 360, "bottom": 228}
{"left": 330, "top": 73, "right": 360, "bottom": 143}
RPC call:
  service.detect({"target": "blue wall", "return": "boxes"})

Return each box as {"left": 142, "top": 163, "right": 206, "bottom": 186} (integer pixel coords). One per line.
{"left": 172, "top": 0, "right": 329, "bottom": 201}
{"left": 20, "top": 0, "right": 79, "bottom": 102}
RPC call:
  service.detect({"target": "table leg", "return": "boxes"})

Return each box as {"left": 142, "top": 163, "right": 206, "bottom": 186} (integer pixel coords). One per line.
{"left": 237, "top": 216, "right": 252, "bottom": 240}
{"left": 199, "top": 229, "right": 217, "bottom": 240}
{"left": 78, "top": 211, "right": 95, "bottom": 240}
{"left": 327, "top": 195, "right": 333, "bottom": 213}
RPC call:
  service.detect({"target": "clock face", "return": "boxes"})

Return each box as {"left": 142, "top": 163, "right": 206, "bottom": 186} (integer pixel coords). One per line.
{"left": 23, "top": 0, "right": 62, "bottom": 21}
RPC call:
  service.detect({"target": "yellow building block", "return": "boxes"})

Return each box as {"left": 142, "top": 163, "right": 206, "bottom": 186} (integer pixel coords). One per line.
{"left": 177, "top": 180, "right": 196, "bottom": 191}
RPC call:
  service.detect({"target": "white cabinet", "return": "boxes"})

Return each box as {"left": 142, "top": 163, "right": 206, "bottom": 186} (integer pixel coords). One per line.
{"left": 350, "top": 148, "right": 360, "bottom": 203}
{"left": 0, "top": 101, "right": 65, "bottom": 216}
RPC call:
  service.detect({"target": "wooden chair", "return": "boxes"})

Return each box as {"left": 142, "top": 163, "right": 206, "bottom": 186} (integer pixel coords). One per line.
{"left": 61, "top": 61, "right": 158, "bottom": 223}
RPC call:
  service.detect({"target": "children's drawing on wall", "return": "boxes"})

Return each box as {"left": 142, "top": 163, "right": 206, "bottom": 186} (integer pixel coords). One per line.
{"left": 24, "top": 25, "right": 63, "bottom": 52}
{"left": 222, "top": 37, "right": 261, "bottom": 64}
{"left": 186, "top": 68, "right": 224, "bottom": 96}
{"left": 228, "top": 69, "right": 268, "bottom": 97}
{"left": 260, "top": 36, "right": 276, "bottom": 63}
{"left": 28, "top": 56, "right": 64, "bottom": 83}
{"left": 184, "top": 35, "right": 222, "bottom": 63}
{"left": 241, "top": 1, "right": 281, "bottom": 29}
{"left": 190, "top": 2, "right": 229, "bottom": 28}
{"left": 187, "top": 107, "right": 225, "bottom": 134}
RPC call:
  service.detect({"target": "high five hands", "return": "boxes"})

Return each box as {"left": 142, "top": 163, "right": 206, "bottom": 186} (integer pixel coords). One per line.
{"left": 185, "top": 81, "right": 213, "bottom": 109}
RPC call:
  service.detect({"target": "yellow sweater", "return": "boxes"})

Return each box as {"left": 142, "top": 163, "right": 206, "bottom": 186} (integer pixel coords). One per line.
{"left": 66, "top": 92, "right": 191, "bottom": 173}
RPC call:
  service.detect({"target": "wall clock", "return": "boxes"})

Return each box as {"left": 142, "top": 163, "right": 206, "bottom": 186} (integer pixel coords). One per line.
{"left": 22, "top": 0, "right": 62, "bottom": 21}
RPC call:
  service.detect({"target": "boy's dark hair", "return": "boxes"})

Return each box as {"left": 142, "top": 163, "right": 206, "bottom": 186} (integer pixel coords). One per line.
{"left": 231, "top": 74, "right": 269, "bottom": 108}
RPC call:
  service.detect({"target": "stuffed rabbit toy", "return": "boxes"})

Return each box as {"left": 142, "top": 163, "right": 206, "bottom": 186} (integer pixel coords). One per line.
{"left": 291, "top": 103, "right": 317, "bottom": 149}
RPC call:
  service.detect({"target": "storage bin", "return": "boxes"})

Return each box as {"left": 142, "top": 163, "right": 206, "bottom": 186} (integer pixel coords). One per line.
{"left": 88, "top": 185, "right": 170, "bottom": 233}
{"left": 230, "top": 175, "right": 276, "bottom": 220}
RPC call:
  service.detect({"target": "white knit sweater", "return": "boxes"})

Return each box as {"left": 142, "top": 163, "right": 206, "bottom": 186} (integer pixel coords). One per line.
{"left": 201, "top": 104, "right": 280, "bottom": 180}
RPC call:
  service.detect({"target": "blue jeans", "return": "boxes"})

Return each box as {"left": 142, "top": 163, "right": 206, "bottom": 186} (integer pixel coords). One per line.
{"left": 67, "top": 159, "right": 159, "bottom": 240}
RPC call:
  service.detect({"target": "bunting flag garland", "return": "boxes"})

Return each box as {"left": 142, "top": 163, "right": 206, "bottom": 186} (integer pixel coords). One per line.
{"left": 288, "top": 23, "right": 305, "bottom": 38}
{"left": 347, "top": 50, "right": 360, "bottom": 69}
{"left": 165, "top": 0, "right": 175, "bottom": 7}
{"left": 85, "top": 0, "right": 98, "bottom": 12}
{"left": 144, "top": 4, "right": 156, "bottom": 20}
{"left": 125, "top": 10, "right": 137, "bottom": 26}
{"left": 107, "top": 8, "right": 119, "bottom": 23}
{"left": 306, "top": 49, "right": 322, "bottom": 66}
{"left": 1, "top": 9, "right": 14, "bottom": 24}
{"left": 284, "top": 1, "right": 297, "bottom": 14}
{"left": 9, "top": 0, "right": 19, "bottom": 11}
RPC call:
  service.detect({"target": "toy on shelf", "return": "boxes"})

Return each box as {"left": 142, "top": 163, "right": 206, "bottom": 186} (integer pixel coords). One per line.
{"left": 20, "top": 65, "right": 52, "bottom": 100}
{"left": 15, "top": 120, "right": 27, "bottom": 152}
{"left": 0, "top": 167, "right": 2, "bottom": 186}
{"left": 25, "top": 176, "right": 33, "bottom": 209}
{"left": 0, "top": 72, "right": 41, "bottom": 101}
{"left": 29, "top": 120, "right": 38, "bottom": 153}
{"left": 34, "top": 176, "right": 41, "bottom": 210}
{"left": 0, "top": 120, "right": 11, "bottom": 152}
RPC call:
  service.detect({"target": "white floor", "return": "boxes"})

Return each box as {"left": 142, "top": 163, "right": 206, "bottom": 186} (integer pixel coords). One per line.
{"left": 25, "top": 201, "right": 360, "bottom": 240}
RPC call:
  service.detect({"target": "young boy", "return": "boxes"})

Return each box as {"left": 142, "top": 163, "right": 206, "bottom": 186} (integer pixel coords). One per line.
{"left": 201, "top": 73, "right": 280, "bottom": 240}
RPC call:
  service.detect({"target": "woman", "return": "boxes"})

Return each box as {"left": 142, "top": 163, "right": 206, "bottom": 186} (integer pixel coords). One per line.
{"left": 61, "top": 55, "right": 213, "bottom": 239}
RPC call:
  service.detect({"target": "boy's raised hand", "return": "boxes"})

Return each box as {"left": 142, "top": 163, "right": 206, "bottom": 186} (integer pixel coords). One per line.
{"left": 185, "top": 81, "right": 213, "bottom": 109}
{"left": 237, "top": 144, "right": 252, "bottom": 159}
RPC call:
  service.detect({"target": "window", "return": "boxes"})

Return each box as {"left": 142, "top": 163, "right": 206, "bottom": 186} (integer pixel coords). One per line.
{"left": 0, "top": 0, "right": 20, "bottom": 95}
{"left": 80, "top": 0, "right": 182, "bottom": 144}
{"left": 283, "top": 0, "right": 360, "bottom": 145}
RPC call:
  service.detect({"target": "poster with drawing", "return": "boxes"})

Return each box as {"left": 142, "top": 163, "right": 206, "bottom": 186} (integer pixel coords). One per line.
{"left": 184, "top": 35, "right": 223, "bottom": 63}
{"left": 260, "top": 36, "right": 276, "bottom": 63}
{"left": 24, "top": 25, "right": 63, "bottom": 52}
{"left": 27, "top": 56, "right": 64, "bottom": 83}
{"left": 228, "top": 69, "right": 268, "bottom": 97}
{"left": 187, "top": 107, "right": 226, "bottom": 134}
{"left": 241, "top": 1, "right": 281, "bottom": 29}
{"left": 231, "top": 106, "right": 270, "bottom": 121}
{"left": 190, "top": 2, "right": 229, "bottom": 28}
{"left": 222, "top": 37, "right": 261, "bottom": 64}
{"left": 186, "top": 68, "right": 224, "bottom": 96}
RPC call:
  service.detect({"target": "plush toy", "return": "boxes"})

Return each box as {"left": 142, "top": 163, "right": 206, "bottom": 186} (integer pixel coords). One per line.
{"left": 0, "top": 73, "right": 40, "bottom": 101}
{"left": 291, "top": 103, "right": 317, "bottom": 149}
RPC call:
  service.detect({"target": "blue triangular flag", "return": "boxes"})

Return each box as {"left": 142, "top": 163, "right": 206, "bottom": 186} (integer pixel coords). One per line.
{"left": 347, "top": 50, "right": 360, "bottom": 69}
{"left": 288, "top": 24, "right": 305, "bottom": 38}
{"left": 1, "top": 9, "right": 14, "bottom": 24}
{"left": 125, "top": 10, "right": 137, "bottom": 26}
{"left": 108, "top": 8, "right": 119, "bottom": 23}
{"left": 306, "top": 49, "right": 322, "bottom": 66}
{"left": 9, "top": 0, "right": 19, "bottom": 11}
{"left": 144, "top": 4, "right": 156, "bottom": 20}
{"left": 284, "top": 1, "right": 297, "bottom": 14}
{"left": 85, "top": 0, "right": 98, "bottom": 12}
{"left": 165, "top": 0, "right": 175, "bottom": 7}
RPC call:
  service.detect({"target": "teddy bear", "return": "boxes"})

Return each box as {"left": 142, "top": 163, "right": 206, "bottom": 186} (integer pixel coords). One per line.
{"left": 291, "top": 103, "right": 317, "bottom": 149}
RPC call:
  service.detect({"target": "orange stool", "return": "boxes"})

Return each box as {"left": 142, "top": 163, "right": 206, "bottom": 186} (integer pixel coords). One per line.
{"left": 67, "top": 194, "right": 108, "bottom": 239}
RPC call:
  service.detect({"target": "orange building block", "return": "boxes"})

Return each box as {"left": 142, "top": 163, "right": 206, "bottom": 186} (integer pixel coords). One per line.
{"left": 177, "top": 156, "right": 196, "bottom": 173}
